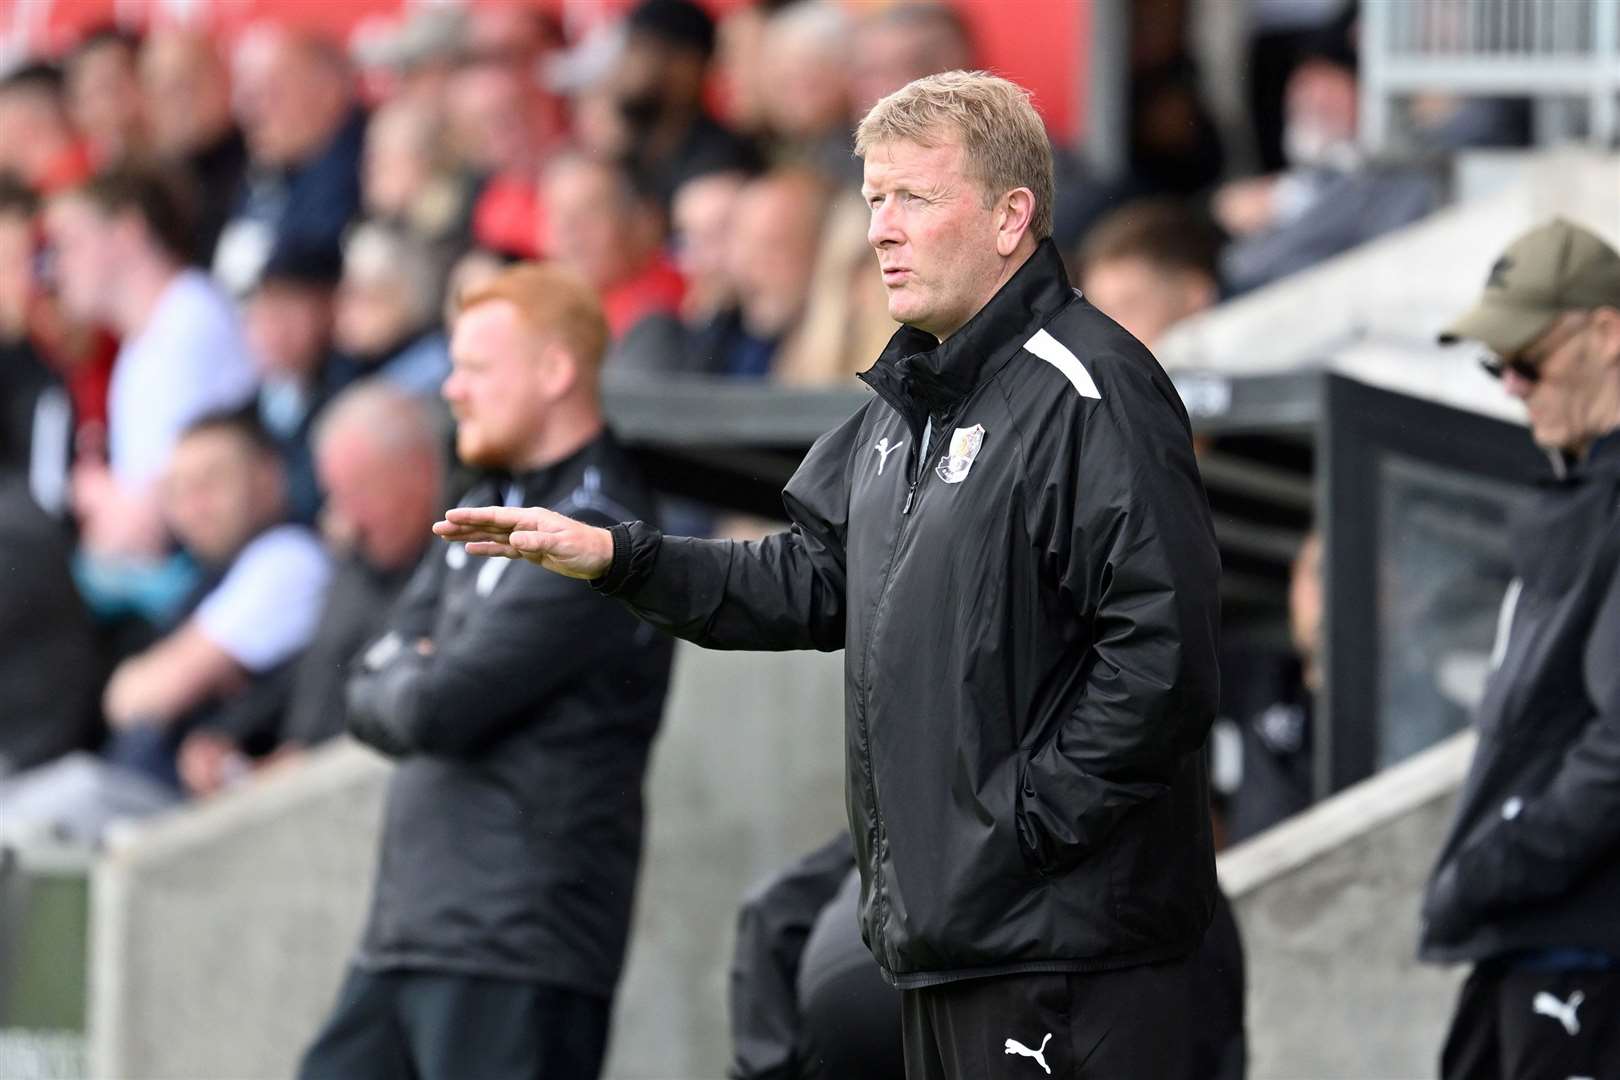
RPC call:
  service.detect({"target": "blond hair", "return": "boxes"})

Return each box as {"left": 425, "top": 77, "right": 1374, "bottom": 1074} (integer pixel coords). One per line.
{"left": 455, "top": 261, "right": 609, "bottom": 372}
{"left": 855, "top": 70, "right": 1053, "bottom": 242}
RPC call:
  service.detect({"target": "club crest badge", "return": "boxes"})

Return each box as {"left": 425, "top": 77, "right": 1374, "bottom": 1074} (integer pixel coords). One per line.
{"left": 936, "top": 424, "right": 986, "bottom": 484}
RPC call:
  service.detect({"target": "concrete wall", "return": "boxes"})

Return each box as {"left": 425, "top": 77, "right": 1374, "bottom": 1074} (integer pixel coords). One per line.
{"left": 1218, "top": 731, "right": 1476, "bottom": 1080}
{"left": 88, "top": 643, "right": 846, "bottom": 1080}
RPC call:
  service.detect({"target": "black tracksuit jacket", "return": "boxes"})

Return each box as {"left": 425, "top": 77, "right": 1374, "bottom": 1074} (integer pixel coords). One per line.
{"left": 1420, "top": 431, "right": 1620, "bottom": 963}
{"left": 596, "top": 241, "right": 1223, "bottom": 988}
{"left": 345, "top": 431, "right": 673, "bottom": 998}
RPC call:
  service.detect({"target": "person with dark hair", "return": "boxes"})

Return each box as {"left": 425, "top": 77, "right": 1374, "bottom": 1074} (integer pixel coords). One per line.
{"left": 1077, "top": 198, "right": 1223, "bottom": 350}
{"left": 46, "top": 167, "right": 255, "bottom": 574}
{"left": 65, "top": 27, "right": 147, "bottom": 167}
{"left": 0, "top": 62, "right": 93, "bottom": 194}
{"left": 0, "top": 409, "right": 329, "bottom": 842}
{"left": 611, "top": 0, "right": 756, "bottom": 204}
{"left": 212, "top": 28, "right": 366, "bottom": 295}
{"left": 299, "top": 263, "right": 672, "bottom": 1080}
{"left": 243, "top": 244, "right": 348, "bottom": 524}
{"left": 140, "top": 29, "right": 250, "bottom": 264}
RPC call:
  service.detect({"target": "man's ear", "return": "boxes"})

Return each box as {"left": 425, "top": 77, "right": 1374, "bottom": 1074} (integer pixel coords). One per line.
{"left": 538, "top": 339, "right": 581, "bottom": 401}
{"left": 995, "top": 187, "right": 1036, "bottom": 257}
{"left": 1592, "top": 306, "right": 1620, "bottom": 366}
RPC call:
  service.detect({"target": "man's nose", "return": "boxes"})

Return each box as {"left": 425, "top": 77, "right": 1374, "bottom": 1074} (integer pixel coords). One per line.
{"left": 868, "top": 201, "right": 903, "bottom": 249}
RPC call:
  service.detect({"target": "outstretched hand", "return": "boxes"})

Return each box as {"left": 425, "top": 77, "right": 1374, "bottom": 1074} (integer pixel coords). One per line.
{"left": 433, "top": 505, "right": 615, "bottom": 580}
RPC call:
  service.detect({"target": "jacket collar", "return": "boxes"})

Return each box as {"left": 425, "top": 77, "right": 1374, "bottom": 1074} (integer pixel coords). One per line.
{"left": 486, "top": 428, "right": 611, "bottom": 502}
{"left": 861, "top": 239, "right": 1075, "bottom": 425}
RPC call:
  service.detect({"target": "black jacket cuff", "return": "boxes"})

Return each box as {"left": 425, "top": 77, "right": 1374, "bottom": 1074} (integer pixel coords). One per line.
{"left": 592, "top": 521, "right": 661, "bottom": 596}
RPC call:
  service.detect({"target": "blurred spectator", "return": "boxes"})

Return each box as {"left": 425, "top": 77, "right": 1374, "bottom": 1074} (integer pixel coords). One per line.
{"left": 671, "top": 168, "right": 746, "bottom": 330}
{"left": 541, "top": 153, "right": 686, "bottom": 372}
{"left": 139, "top": 29, "right": 249, "bottom": 265}
{"left": 362, "top": 97, "right": 476, "bottom": 259}
{"left": 350, "top": 5, "right": 467, "bottom": 113}
{"left": 177, "top": 384, "right": 444, "bottom": 795}
{"left": 48, "top": 168, "right": 256, "bottom": 563}
{"left": 0, "top": 62, "right": 94, "bottom": 193}
{"left": 333, "top": 220, "right": 451, "bottom": 398}
{"left": 1246, "top": 0, "right": 1354, "bottom": 172}
{"left": 447, "top": 58, "right": 560, "bottom": 258}
{"left": 101, "top": 411, "right": 328, "bottom": 786}
{"left": 243, "top": 245, "right": 347, "bottom": 524}
{"left": 441, "top": 246, "right": 512, "bottom": 328}
{"left": 300, "top": 264, "right": 672, "bottom": 1080}
{"left": 464, "top": 3, "right": 562, "bottom": 86}
{"left": 65, "top": 28, "right": 147, "bottom": 168}
{"left": 1212, "top": 37, "right": 1438, "bottom": 295}
{"left": 0, "top": 179, "right": 71, "bottom": 513}
{"left": 213, "top": 29, "right": 365, "bottom": 295}
{"left": 847, "top": 2, "right": 974, "bottom": 120}
{"left": 757, "top": 2, "right": 854, "bottom": 184}
{"left": 0, "top": 411, "right": 329, "bottom": 844}
{"left": 612, "top": 0, "right": 755, "bottom": 205}
{"left": 0, "top": 475, "right": 100, "bottom": 778}
{"left": 717, "top": 168, "right": 828, "bottom": 381}
{"left": 1076, "top": 198, "right": 1222, "bottom": 349}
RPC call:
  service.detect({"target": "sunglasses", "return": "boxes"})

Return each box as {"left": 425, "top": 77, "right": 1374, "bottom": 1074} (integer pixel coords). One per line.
{"left": 1478, "top": 354, "right": 1543, "bottom": 383}
{"left": 1478, "top": 314, "right": 1590, "bottom": 385}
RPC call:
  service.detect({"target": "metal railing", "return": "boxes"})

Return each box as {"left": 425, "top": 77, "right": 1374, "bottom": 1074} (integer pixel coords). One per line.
{"left": 1361, "top": 0, "right": 1620, "bottom": 150}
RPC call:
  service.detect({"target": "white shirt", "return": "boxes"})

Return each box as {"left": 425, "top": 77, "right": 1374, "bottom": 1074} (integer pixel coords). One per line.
{"left": 195, "top": 525, "right": 332, "bottom": 673}
{"left": 108, "top": 269, "right": 258, "bottom": 488}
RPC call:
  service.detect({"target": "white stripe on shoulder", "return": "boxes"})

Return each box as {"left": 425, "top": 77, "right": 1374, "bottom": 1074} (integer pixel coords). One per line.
{"left": 1023, "top": 328, "right": 1100, "bottom": 399}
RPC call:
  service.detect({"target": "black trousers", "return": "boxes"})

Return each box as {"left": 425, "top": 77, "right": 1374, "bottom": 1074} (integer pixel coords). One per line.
{"left": 298, "top": 967, "right": 610, "bottom": 1080}
{"left": 900, "top": 955, "right": 1194, "bottom": 1080}
{"left": 1441, "top": 965, "right": 1620, "bottom": 1080}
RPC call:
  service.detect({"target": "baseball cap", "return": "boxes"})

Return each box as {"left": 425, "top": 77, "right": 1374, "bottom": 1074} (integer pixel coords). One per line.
{"left": 1439, "top": 218, "right": 1620, "bottom": 357}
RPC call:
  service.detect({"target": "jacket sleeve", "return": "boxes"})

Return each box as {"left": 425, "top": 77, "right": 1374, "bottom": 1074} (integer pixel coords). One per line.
{"left": 346, "top": 551, "right": 645, "bottom": 758}
{"left": 1016, "top": 352, "right": 1223, "bottom": 873}
{"left": 727, "top": 834, "right": 856, "bottom": 1080}
{"left": 592, "top": 407, "right": 863, "bottom": 653}
{"left": 1442, "top": 562, "right": 1620, "bottom": 917}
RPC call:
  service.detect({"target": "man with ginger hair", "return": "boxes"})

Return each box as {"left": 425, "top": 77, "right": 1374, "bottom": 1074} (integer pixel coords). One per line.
{"left": 298, "top": 264, "right": 672, "bottom": 1080}
{"left": 441, "top": 72, "right": 1220, "bottom": 1076}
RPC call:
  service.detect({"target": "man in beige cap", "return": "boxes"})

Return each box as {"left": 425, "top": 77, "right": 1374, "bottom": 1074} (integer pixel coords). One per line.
{"left": 1421, "top": 217, "right": 1620, "bottom": 1078}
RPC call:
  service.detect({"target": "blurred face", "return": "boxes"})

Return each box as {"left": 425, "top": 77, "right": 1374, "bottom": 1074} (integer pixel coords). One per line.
{"left": 334, "top": 277, "right": 414, "bottom": 359}
{"left": 1500, "top": 309, "right": 1620, "bottom": 455}
{"left": 44, "top": 196, "right": 120, "bottom": 322}
{"left": 850, "top": 22, "right": 968, "bottom": 119}
{"left": 248, "top": 40, "right": 346, "bottom": 167}
{"left": 863, "top": 137, "right": 1004, "bottom": 340}
{"left": 760, "top": 37, "right": 846, "bottom": 139}
{"left": 728, "top": 179, "right": 820, "bottom": 338}
{"left": 442, "top": 300, "right": 552, "bottom": 469}
{"left": 1289, "top": 532, "right": 1323, "bottom": 672}
{"left": 672, "top": 173, "right": 743, "bottom": 316}
{"left": 1081, "top": 256, "right": 1216, "bottom": 349}
{"left": 363, "top": 113, "right": 432, "bottom": 217}
{"left": 316, "top": 430, "right": 434, "bottom": 571}
{"left": 245, "top": 282, "right": 331, "bottom": 380}
{"left": 448, "top": 64, "right": 536, "bottom": 175}
{"left": 543, "top": 162, "right": 639, "bottom": 289}
{"left": 164, "top": 430, "right": 276, "bottom": 563}
{"left": 1283, "top": 59, "right": 1358, "bottom": 169}
{"left": 141, "top": 33, "right": 233, "bottom": 157}
{"left": 69, "top": 41, "right": 144, "bottom": 163}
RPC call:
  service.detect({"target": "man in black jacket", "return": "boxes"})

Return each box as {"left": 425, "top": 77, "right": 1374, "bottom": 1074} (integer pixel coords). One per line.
{"left": 1423, "top": 218, "right": 1620, "bottom": 1079}
{"left": 299, "top": 264, "right": 673, "bottom": 1080}
{"left": 440, "top": 72, "right": 1221, "bottom": 1077}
